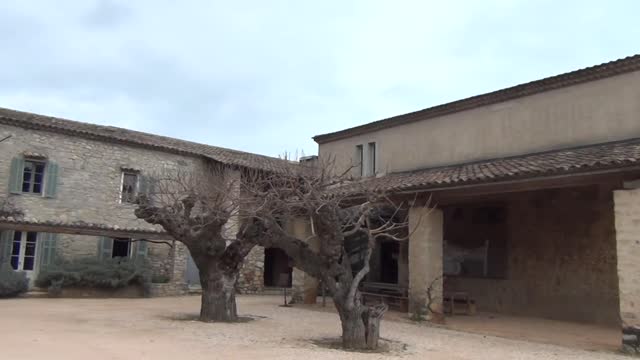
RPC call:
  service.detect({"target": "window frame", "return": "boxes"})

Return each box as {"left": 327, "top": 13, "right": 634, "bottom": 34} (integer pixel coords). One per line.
{"left": 21, "top": 159, "right": 47, "bottom": 195}
{"left": 367, "top": 142, "right": 376, "bottom": 176}
{"left": 355, "top": 145, "right": 364, "bottom": 177}
{"left": 111, "top": 238, "right": 132, "bottom": 258}
{"left": 120, "top": 171, "right": 140, "bottom": 204}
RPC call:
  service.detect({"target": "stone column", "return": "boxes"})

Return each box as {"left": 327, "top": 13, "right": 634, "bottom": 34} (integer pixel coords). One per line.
{"left": 170, "top": 240, "right": 188, "bottom": 284}
{"left": 289, "top": 217, "right": 319, "bottom": 304}
{"left": 408, "top": 206, "right": 444, "bottom": 322}
{"left": 614, "top": 188, "right": 640, "bottom": 354}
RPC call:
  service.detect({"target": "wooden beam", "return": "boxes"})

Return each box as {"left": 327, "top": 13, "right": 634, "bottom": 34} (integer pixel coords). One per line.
{"left": 0, "top": 222, "right": 171, "bottom": 240}
{"left": 392, "top": 168, "right": 640, "bottom": 206}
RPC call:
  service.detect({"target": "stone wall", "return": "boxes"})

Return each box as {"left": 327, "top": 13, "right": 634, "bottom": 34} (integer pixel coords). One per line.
{"left": 238, "top": 246, "right": 265, "bottom": 293}
{"left": 56, "top": 234, "right": 100, "bottom": 260}
{"left": 53, "top": 234, "right": 179, "bottom": 283}
{"left": 614, "top": 187, "right": 640, "bottom": 354}
{"left": 148, "top": 282, "right": 188, "bottom": 297}
{"left": 446, "top": 185, "right": 620, "bottom": 325}
{"left": 0, "top": 123, "right": 206, "bottom": 230}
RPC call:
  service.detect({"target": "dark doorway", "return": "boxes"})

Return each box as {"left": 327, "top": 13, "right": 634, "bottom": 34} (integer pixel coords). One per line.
{"left": 263, "top": 248, "right": 292, "bottom": 287}
{"left": 379, "top": 241, "right": 399, "bottom": 284}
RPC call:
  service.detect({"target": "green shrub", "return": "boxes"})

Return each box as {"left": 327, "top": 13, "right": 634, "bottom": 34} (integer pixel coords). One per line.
{"left": 0, "top": 262, "right": 29, "bottom": 298}
{"left": 36, "top": 257, "right": 151, "bottom": 296}
{"left": 151, "top": 274, "right": 170, "bottom": 284}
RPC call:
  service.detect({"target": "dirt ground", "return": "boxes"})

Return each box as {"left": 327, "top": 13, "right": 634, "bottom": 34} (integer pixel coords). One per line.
{"left": 0, "top": 295, "right": 627, "bottom": 360}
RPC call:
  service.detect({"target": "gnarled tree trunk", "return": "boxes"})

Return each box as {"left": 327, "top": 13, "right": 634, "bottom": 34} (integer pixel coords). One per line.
{"left": 198, "top": 261, "right": 239, "bottom": 322}
{"left": 334, "top": 289, "right": 388, "bottom": 350}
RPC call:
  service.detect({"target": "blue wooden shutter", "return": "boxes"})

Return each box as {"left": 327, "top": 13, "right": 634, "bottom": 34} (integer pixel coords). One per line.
{"left": 44, "top": 161, "right": 59, "bottom": 198}
{"left": 38, "top": 233, "right": 57, "bottom": 268}
{"left": 135, "top": 240, "right": 148, "bottom": 262}
{"left": 97, "top": 237, "right": 113, "bottom": 260}
{"left": 8, "top": 157, "right": 25, "bottom": 194}
{"left": 0, "top": 230, "right": 14, "bottom": 264}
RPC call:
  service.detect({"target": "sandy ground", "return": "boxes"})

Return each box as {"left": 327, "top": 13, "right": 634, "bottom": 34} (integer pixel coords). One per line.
{"left": 0, "top": 295, "right": 627, "bottom": 360}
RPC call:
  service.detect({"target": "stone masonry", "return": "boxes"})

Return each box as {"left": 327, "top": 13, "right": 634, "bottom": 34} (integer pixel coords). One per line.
{"left": 614, "top": 187, "right": 640, "bottom": 354}
{"left": 408, "top": 206, "right": 443, "bottom": 321}
{"left": 0, "top": 123, "right": 212, "bottom": 293}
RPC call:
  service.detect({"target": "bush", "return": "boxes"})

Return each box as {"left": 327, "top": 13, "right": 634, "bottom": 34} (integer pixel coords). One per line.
{"left": 0, "top": 262, "right": 29, "bottom": 298}
{"left": 151, "top": 274, "right": 170, "bottom": 284}
{"left": 35, "top": 257, "right": 151, "bottom": 296}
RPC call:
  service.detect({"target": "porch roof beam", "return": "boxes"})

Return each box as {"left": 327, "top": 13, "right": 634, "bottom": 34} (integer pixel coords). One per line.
{"left": 0, "top": 222, "right": 171, "bottom": 240}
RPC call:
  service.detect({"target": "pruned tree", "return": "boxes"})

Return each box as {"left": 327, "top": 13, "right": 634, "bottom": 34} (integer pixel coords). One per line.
{"left": 134, "top": 163, "right": 258, "bottom": 322}
{"left": 240, "top": 162, "right": 423, "bottom": 350}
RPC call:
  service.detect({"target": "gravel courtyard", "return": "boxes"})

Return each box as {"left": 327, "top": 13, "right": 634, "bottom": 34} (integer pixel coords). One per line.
{"left": 0, "top": 295, "right": 627, "bottom": 360}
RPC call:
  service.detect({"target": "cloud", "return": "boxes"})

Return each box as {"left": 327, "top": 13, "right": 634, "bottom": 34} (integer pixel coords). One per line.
{"left": 0, "top": 0, "right": 638, "bottom": 157}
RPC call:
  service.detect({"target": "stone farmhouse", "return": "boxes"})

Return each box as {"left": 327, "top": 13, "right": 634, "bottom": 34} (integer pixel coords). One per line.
{"left": 1, "top": 54, "right": 640, "bottom": 349}
{"left": 0, "top": 108, "right": 301, "bottom": 296}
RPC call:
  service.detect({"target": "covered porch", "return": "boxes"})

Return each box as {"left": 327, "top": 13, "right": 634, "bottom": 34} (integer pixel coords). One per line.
{"left": 344, "top": 139, "right": 640, "bottom": 352}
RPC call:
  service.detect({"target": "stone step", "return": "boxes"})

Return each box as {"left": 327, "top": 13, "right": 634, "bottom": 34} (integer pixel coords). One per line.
{"left": 22, "top": 288, "right": 49, "bottom": 298}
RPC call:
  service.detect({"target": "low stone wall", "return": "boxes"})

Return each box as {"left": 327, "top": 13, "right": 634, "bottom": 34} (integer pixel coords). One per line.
{"left": 148, "top": 282, "right": 188, "bottom": 297}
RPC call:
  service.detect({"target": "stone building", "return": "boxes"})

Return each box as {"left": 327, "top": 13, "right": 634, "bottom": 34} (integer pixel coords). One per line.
{"left": 0, "top": 108, "right": 297, "bottom": 296}
{"left": 312, "top": 54, "right": 640, "bottom": 351}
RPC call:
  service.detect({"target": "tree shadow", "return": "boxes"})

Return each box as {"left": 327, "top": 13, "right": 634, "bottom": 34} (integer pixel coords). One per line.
{"left": 161, "top": 313, "right": 267, "bottom": 323}
{"left": 309, "top": 337, "right": 408, "bottom": 355}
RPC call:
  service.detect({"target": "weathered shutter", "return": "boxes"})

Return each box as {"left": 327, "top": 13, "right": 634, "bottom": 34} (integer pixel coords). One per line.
{"left": 137, "top": 175, "right": 155, "bottom": 204}
{"left": 97, "top": 237, "right": 113, "bottom": 260}
{"left": 135, "top": 240, "right": 148, "bottom": 262}
{"left": 44, "top": 161, "right": 59, "bottom": 198}
{"left": 38, "top": 233, "right": 57, "bottom": 268}
{"left": 8, "top": 157, "right": 25, "bottom": 194}
{"left": 0, "top": 230, "right": 15, "bottom": 264}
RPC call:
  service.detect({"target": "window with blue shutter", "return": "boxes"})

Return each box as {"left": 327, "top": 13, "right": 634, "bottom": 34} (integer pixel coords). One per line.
{"left": 97, "top": 237, "right": 113, "bottom": 260}
{"left": 38, "top": 233, "right": 57, "bottom": 268}
{"left": 0, "top": 230, "right": 14, "bottom": 264}
{"left": 8, "top": 157, "right": 25, "bottom": 194}
{"left": 8, "top": 157, "right": 58, "bottom": 196}
{"left": 44, "top": 162, "right": 59, "bottom": 198}
{"left": 134, "top": 240, "right": 148, "bottom": 264}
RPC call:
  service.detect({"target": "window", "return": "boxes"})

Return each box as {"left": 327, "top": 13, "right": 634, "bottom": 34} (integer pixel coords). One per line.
{"left": 10, "top": 231, "right": 38, "bottom": 271}
{"left": 22, "top": 160, "right": 45, "bottom": 194}
{"left": 112, "top": 238, "right": 131, "bottom": 258}
{"left": 367, "top": 142, "right": 376, "bottom": 176}
{"left": 121, "top": 172, "right": 139, "bottom": 203}
{"left": 355, "top": 145, "right": 364, "bottom": 176}
{"left": 8, "top": 157, "right": 58, "bottom": 197}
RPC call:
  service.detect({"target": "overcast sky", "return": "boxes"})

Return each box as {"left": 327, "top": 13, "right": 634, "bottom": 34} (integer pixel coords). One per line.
{"left": 0, "top": 1, "right": 638, "bottom": 158}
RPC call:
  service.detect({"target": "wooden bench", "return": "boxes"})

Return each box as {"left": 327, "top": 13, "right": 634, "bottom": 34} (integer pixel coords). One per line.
{"left": 360, "top": 282, "right": 409, "bottom": 312}
{"left": 443, "top": 291, "right": 476, "bottom": 315}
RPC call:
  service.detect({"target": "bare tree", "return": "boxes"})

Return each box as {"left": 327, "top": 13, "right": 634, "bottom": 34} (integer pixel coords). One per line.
{"left": 135, "top": 162, "right": 258, "bottom": 322}
{"left": 241, "top": 162, "right": 422, "bottom": 350}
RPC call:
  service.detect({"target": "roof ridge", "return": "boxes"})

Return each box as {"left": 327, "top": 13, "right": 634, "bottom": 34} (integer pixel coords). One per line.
{"left": 314, "top": 54, "right": 640, "bottom": 143}
{"left": 0, "top": 107, "right": 299, "bottom": 172}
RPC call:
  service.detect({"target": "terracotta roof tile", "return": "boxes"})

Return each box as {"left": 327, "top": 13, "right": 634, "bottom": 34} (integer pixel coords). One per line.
{"left": 0, "top": 107, "right": 300, "bottom": 173}
{"left": 338, "top": 139, "right": 640, "bottom": 194}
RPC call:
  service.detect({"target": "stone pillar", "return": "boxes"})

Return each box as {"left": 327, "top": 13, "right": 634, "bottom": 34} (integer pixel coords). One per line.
{"left": 170, "top": 240, "right": 188, "bottom": 284}
{"left": 289, "top": 217, "right": 318, "bottom": 304}
{"left": 408, "top": 206, "right": 444, "bottom": 322}
{"left": 614, "top": 188, "right": 640, "bottom": 354}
